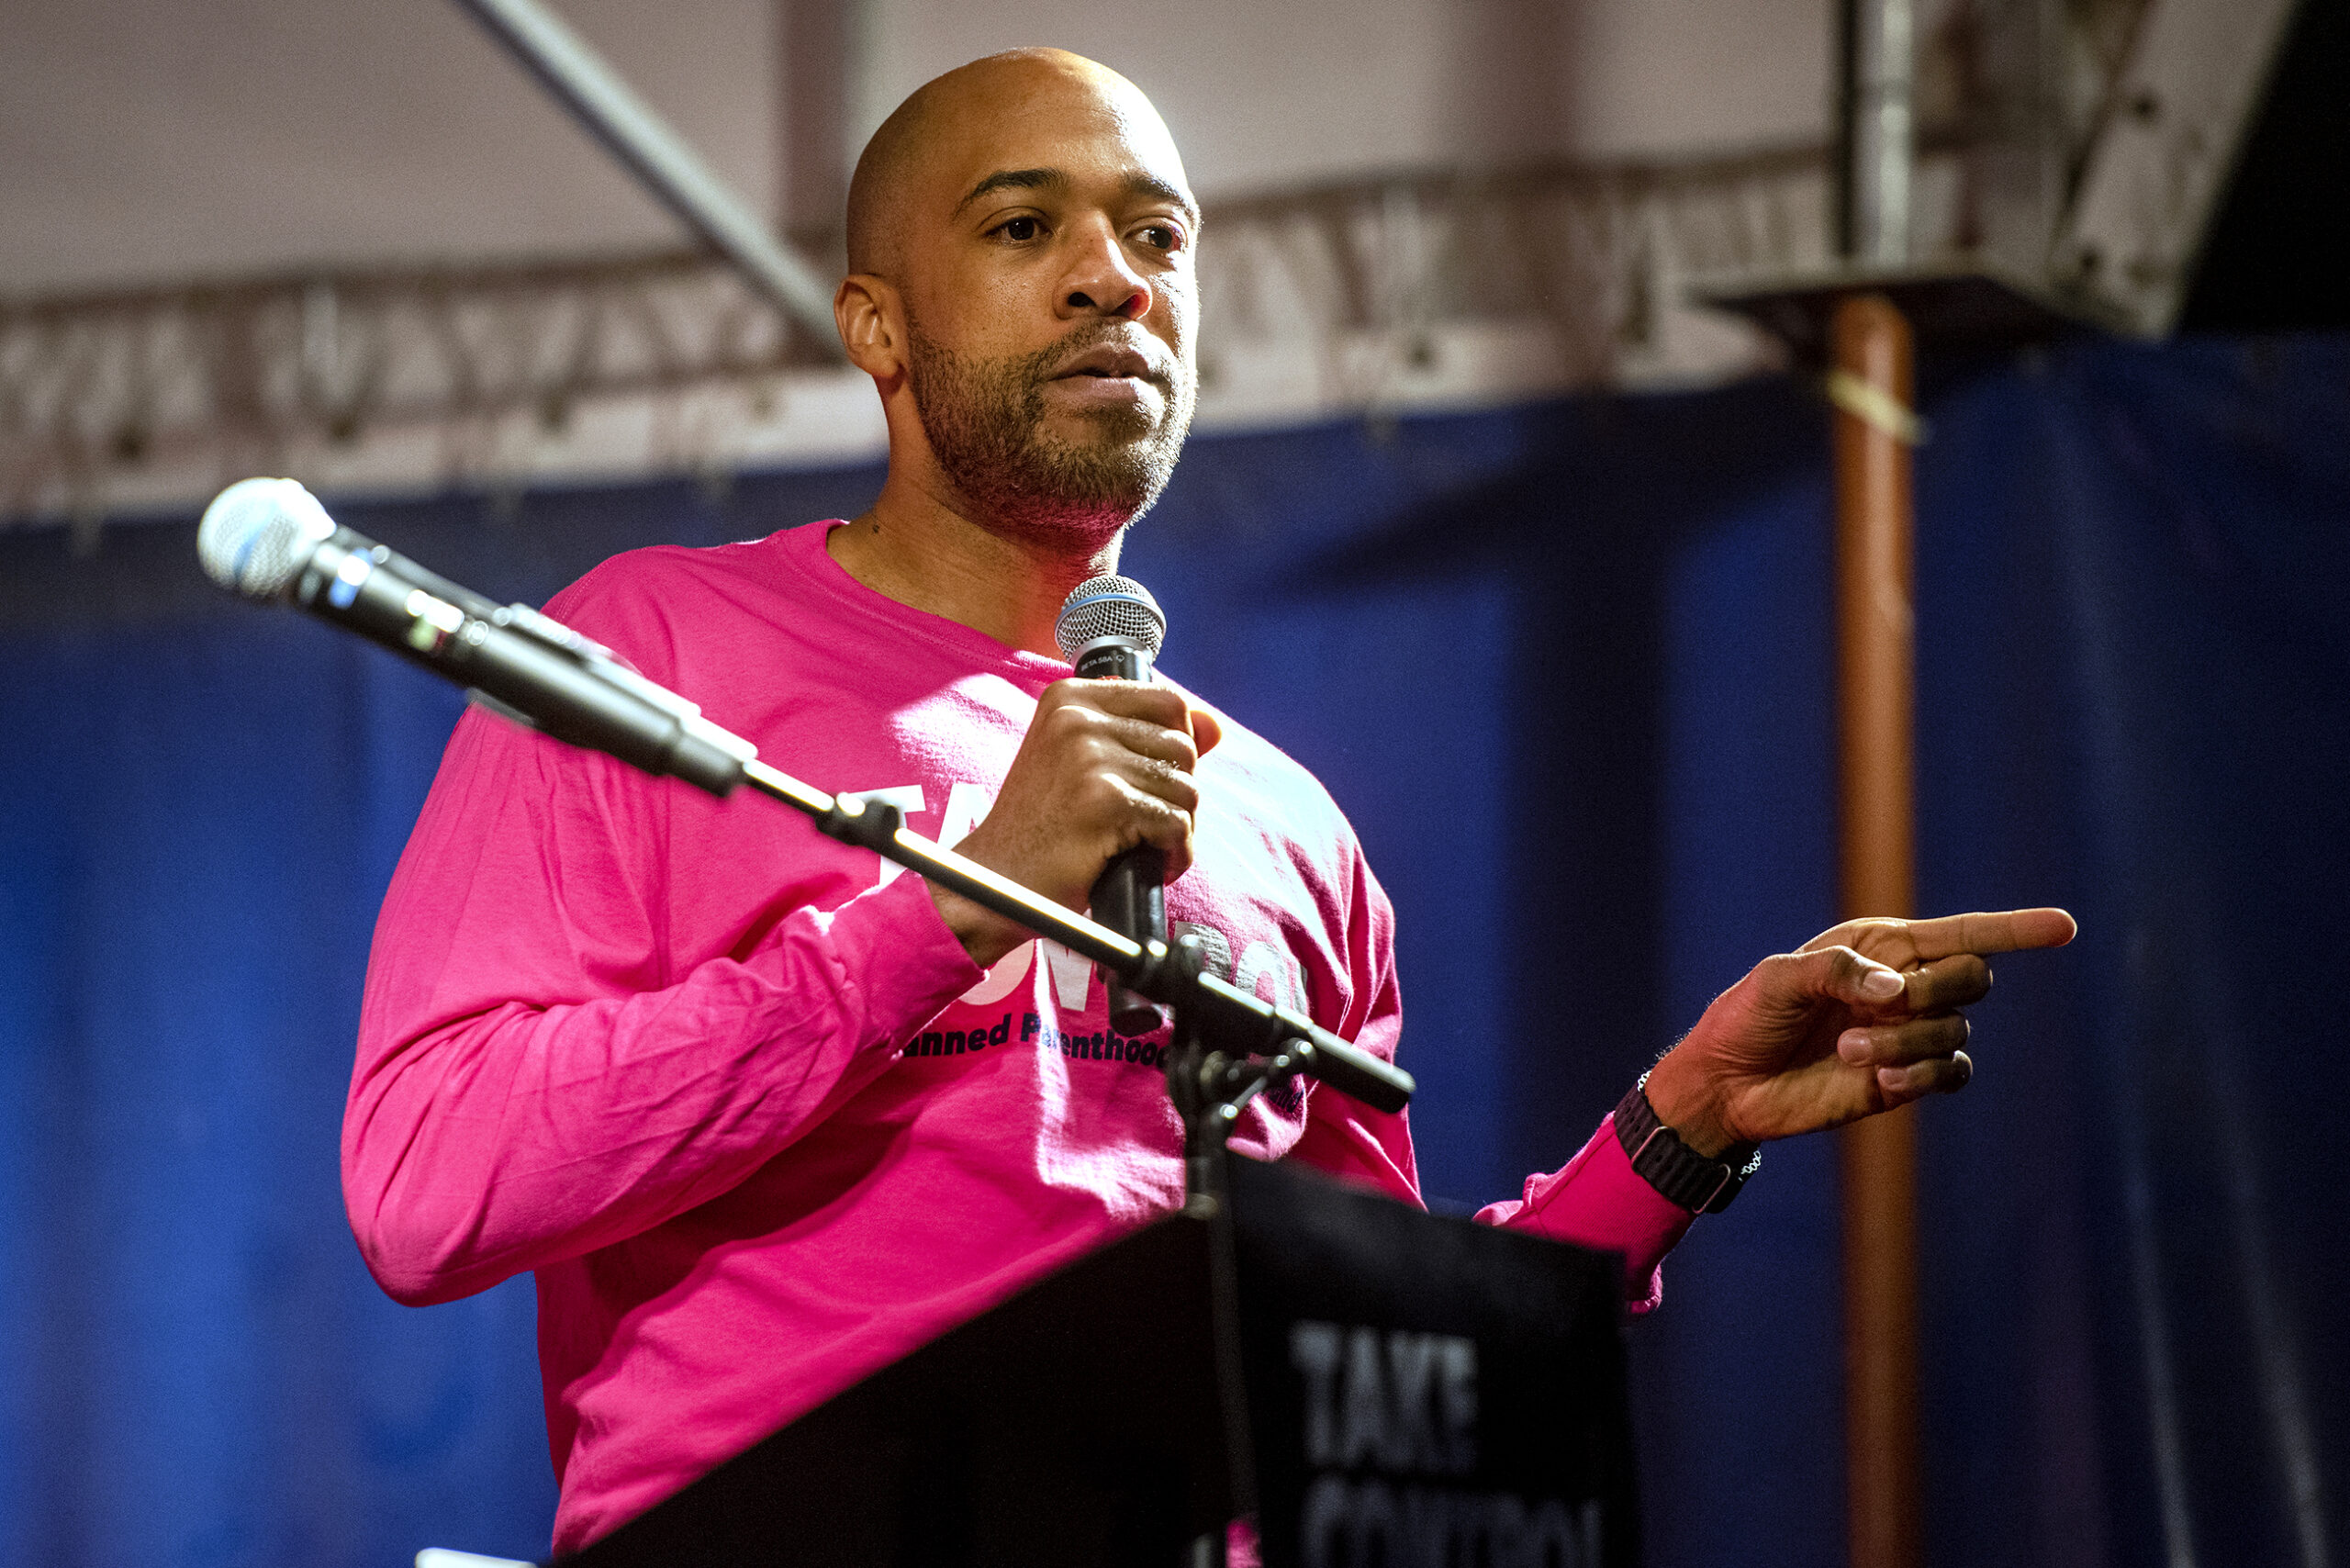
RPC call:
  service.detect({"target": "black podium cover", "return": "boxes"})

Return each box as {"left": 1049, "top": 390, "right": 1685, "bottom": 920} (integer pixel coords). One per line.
{"left": 565, "top": 1156, "right": 1638, "bottom": 1567}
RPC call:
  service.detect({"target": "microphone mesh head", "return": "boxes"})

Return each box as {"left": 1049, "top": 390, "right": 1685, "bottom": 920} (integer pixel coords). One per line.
{"left": 1055, "top": 576, "right": 1165, "bottom": 661}
{"left": 198, "top": 477, "right": 335, "bottom": 599}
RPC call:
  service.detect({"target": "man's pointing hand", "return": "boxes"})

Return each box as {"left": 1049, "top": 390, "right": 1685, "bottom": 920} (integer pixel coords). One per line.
{"left": 1642, "top": 908, "right": 2077, "bottom": 1157}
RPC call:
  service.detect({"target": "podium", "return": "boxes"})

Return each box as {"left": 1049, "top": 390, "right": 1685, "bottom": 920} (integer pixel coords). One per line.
{"left": 563, "top": 1155, "right": 1639, "bottom": 1567}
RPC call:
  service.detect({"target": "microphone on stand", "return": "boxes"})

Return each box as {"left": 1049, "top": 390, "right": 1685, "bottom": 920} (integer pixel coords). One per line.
{"left": 199, "top": 481, "right": 1413, "bottom": 1112}
{"left": 196, "top": 477, "right": 753, "bottom": 795}
{"left": 1055, "top": 576, "right": 1172, "bottom": 1037}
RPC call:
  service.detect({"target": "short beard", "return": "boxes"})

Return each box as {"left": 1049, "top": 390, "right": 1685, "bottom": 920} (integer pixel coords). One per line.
{"left": 905, "top": 318, "right": 1194, "bottom": 551}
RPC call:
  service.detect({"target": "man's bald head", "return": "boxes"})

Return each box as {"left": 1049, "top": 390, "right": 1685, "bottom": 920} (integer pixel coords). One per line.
{"left": 834, "top": 48, "right": 1200, "bottom": 550}
{"left": 845, "top": 49, "right": 1182, "bottom": 279}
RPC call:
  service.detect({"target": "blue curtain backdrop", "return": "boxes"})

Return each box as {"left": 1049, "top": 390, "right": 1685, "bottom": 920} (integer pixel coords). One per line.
{"left": 1, "top": 330, "right": 2342, "bottom": 1567}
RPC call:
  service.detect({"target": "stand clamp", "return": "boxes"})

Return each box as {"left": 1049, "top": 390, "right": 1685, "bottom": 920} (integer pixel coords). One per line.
{"left": 804, "top": 787, "right": 1414, "bottom": 1155}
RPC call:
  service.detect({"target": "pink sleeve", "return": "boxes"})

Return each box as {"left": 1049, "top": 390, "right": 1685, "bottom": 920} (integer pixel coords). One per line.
{"left": 1472, "top": 1119, "right": 1695, "bottom": 1315}
{"left": 1296, "top": 1109, "right": 1694, "bottom": 1316}
{"left": 1285, "top": 835, "right": 1694, "bottom": 1313}
{"left": 341, "top": 708, "right": 982, "bottom": 1306}
{"left": 1284, "top": 832, "right": 1422, "bottom": 1202}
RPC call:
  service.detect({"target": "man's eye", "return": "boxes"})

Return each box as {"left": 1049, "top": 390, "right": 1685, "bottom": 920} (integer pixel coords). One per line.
{"left": 1136, "top": 224, "right": 1185, "bottom": 253}
{"left": 997, "top": 216, "right": 1042, "bottom": 241}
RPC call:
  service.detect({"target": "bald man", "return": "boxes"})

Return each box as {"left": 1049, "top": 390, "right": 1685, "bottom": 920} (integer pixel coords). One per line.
{"left": 345, "top": 49, "right": 2072, "bottom": 1554}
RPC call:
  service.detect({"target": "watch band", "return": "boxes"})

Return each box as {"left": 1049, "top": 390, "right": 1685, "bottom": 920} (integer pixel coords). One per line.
{"left": 1614, "top": 1077, "right": 1762, "bottom": 1215}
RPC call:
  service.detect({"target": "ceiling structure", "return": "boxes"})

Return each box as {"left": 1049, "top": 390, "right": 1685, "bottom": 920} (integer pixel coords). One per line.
{"left": 0, "top": 0, "right": 1838, "bottom": 297}
{"left": 0, "top": 0, "right": 2303, "bottom": 530}
{"left": 0, "top": 0, "right": 774, "bottom": 297}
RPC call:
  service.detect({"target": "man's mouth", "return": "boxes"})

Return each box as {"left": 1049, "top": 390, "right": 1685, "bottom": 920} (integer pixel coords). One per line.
{"left": 1051, "top": 342, "right": 1167, "bottom": 387}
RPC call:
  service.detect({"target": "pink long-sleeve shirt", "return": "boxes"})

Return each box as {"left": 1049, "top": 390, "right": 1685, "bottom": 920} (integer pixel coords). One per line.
{"left": 344, "top": 521, "right": 1693, "bottom": 1554}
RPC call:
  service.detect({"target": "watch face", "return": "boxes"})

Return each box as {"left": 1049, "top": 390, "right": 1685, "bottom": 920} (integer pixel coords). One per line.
{"left": 1616, "top": 1084, "right": 1753, "bottom": 1214}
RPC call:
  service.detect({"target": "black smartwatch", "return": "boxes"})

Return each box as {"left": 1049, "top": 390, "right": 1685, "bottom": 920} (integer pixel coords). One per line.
{"left": 1614, "top": 1075, "right": 1761, "bottom": 1215}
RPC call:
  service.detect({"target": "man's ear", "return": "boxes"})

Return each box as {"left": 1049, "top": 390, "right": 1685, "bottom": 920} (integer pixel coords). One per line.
{"left": 834, "top": 274, "right": 906, "bottom": 383}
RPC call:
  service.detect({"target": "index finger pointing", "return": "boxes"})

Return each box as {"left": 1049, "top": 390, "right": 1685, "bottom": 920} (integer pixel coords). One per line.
{"left": 1903, "top": 907, "right": 2077, "bottom": 961}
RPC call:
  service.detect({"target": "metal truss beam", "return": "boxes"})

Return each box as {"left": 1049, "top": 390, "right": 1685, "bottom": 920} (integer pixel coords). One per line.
{"left": 2053, "top": 0, "right": 2304, "bottom": 335}
{"left": 4, "top": 0, "right": 2190, "bottom": 531}
{"left": 3, "top": 147, "right": 1864, "bottom": 529}
{"left": 4, "top": 0, "right": 2180, "bottom": 542}
{"left": 453, "top": 0, "right": 845, "bottom": 351}
{"left": 2, "top": 249, "right": 825, "bottom": 530}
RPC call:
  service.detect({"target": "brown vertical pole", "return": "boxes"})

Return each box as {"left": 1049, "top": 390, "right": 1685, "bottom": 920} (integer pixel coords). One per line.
{"left": 1831, "top": 290, "right": 1920, "bottom": 1568}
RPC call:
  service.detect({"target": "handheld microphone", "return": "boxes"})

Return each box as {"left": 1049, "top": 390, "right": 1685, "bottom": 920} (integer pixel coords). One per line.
{"left": 1055, "top": 576, "right": 1170, "bottom": 1036}
{"left": 196, "top": 477, "right": 754, "bottom": 796}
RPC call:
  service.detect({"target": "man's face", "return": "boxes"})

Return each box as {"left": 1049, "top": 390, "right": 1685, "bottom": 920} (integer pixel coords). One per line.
{"left": 893, "top": 66, "right": 1200, "bottom": 549}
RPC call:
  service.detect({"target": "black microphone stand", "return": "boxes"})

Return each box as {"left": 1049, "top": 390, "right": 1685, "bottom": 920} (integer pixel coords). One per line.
{"left": 740, "top": 761, "right": 1415, "bottom": 1212}
{"left": 208, "top": 494, "right": 1415, "bottom": 1564}
{"left": 753, "top": 764, "right": 1408, "bottom": 1564}
{"left": 205, "top": 493, "right": 1414, "bottom": 1176}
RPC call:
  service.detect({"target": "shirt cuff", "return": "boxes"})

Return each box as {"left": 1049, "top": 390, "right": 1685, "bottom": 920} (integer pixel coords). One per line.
{"left": 1475, "top": 1114, "right": 1697, "bottom": 1315}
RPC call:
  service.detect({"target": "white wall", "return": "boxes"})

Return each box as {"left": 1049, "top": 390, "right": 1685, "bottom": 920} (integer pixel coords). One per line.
{"left": 1, "top": 0, "right": 1830, "bottom": 297}
{"left": 0, "top": 0, "right": 776, "bottom": 294}
{"left": 859, "top": 0, "right": 1829, "bottom": 194}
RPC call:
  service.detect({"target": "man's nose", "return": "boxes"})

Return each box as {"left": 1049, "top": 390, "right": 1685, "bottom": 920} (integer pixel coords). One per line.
{"left": 1058, "top": 220, "right": 1151, "bottom": 320}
